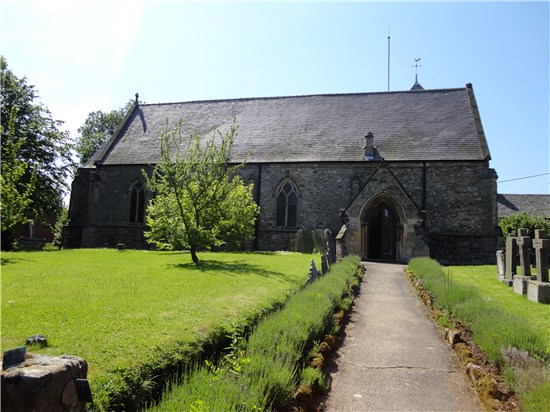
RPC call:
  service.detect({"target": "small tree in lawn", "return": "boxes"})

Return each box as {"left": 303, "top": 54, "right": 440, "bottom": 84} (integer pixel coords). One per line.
{"left": 144, "top": 120, "right": 258, "bottom": 264}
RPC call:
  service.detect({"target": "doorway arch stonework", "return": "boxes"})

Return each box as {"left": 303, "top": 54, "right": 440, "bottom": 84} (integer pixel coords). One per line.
{"left": 360, "top": 193, "right": 404, "bottom": 261}
{"left": 340, "top": 165, "right": 429, "bottom": 263}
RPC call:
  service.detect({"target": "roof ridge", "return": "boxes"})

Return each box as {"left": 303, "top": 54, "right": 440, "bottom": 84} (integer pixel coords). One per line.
{"left": 138, "top": 87, "right": 468, "bottom": 107}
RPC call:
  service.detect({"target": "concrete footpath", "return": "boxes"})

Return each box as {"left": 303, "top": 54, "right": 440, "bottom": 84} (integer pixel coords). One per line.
{"left": 321, "top": 262, "right": 483, "bottom": 411}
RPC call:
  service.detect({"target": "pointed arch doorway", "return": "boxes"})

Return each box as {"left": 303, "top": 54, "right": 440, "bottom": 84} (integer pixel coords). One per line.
{"left": 361, "top": 196, "right": 403, "bottom": 261}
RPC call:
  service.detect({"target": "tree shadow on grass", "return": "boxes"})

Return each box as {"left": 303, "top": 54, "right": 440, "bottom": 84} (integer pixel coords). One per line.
{"left": 1, "top": 257, "right": 34, "bottom": 266}
{"left": 169, "top": 260, "right": 301, "bottom": 283}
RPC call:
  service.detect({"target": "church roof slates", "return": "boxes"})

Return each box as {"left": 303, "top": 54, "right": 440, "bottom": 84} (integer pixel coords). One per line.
{"left": 96, "top": 86, "right": 490, "bottom": 165}
{"left": 497, "top": 194, "right": 550, "bottom": 219}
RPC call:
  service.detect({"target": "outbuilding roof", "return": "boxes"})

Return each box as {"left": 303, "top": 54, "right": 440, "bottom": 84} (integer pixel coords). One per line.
{"left": 89, "top": 84, "right": 490, "bottom": 166}
{"left": 497, "top": 194, "right": 550, "bottom": 219}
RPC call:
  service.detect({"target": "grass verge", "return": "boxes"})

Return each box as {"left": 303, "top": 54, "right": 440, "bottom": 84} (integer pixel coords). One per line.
{"left": 1, "top": 249, "right": 316, "bottom": 411}
{"left": 149, "top": 255, "right": 362, "bottom": 411}
{"left": 408, "top": 257, "right": 550, "bottom": 412}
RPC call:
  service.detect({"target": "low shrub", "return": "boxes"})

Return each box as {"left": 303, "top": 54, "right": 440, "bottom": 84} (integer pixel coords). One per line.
{"left": 408, "top": 257, "right": 547, "bottom": 363}
{"left": 150, "top": 255, "right": 362, "bottom": 411}
{"left": 408, "top": 257, "right": 550, "bottom": 411}
{"left": 300, "top": 366, "right": 328, "bottom": 392}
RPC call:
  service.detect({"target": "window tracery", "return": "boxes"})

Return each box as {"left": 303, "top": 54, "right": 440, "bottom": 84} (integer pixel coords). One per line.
{"left": 129, "top": 182, "right": 145, "bottom": 224}
{"left": 276, "top": 179, "right": 298, "bottom": 227}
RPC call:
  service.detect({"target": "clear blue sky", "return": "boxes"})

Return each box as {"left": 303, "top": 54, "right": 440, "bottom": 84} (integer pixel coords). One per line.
{"left": 2, "top": 1, "right": 549, "bottom": 195}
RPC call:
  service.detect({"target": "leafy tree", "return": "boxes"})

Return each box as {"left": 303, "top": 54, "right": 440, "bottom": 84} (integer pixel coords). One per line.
{"left": 499, "top": 212, "right": 550, "bottom": 238}
{"left": 52, "top": 206, "right": 69, "bottom": 247}
{"left": 75, "top": 100, "right": 134, "bottom": 165}
{"left": 1, "top": 56, "right": 74, "bottom": 247}
{"left": 0, "top": 107, "right": 36, "bottom": 244}
{"left": 144, "top": 120, "right": 258, "bottom": 264}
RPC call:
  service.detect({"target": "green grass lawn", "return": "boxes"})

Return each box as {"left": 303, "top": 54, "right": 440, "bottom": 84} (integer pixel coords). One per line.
{"left": 1, "top": 249, "right": 316, "bottom": 379}
{"left": 447, "top": 265, "right": 550, "bottom": 352}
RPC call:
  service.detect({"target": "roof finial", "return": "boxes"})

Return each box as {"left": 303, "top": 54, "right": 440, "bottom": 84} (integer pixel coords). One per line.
{"left": 410, "top": 58, "right": 424, "bottom": 91}
{"left": 135, "top": 93, "right": 139, "bottom": 105}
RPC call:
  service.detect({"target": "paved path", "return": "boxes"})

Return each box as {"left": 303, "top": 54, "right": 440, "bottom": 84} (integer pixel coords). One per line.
{"left": 322, "top": 262, "right": 483, "bottom": 411}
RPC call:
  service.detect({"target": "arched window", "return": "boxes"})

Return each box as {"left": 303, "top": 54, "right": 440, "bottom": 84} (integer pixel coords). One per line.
{"left": 129, "top": 182, "right": 145, "bottom": 224}
{"left": 276, "top": 180, "right": 298, "bottom": 227}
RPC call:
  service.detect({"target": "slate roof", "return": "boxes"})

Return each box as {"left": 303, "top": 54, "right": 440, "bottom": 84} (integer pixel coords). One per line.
{"left": 89, "top": 85, "right": 491, "bottom": 166}
{"left": 497, "top": 194, "right": 550, "bottom": 219}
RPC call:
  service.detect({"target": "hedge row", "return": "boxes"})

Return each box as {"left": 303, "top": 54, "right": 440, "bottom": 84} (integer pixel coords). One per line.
{"left": 150, "top": 255, "right": 362, "bottom": 411}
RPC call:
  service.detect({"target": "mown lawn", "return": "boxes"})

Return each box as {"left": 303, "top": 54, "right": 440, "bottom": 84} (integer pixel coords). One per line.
{"left": 447, "top": 265, "right": 550, "bottom": 351}
{"left": 1, "top": 249, "right": 316, "bottom": 378}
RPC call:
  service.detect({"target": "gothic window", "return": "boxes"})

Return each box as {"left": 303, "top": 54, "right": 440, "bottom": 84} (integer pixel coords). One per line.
{"left": 129, "top": 182, "right": 145, "bottom": 224}
{"left": 276, "top": 180, "right": 298, "bottom": 227}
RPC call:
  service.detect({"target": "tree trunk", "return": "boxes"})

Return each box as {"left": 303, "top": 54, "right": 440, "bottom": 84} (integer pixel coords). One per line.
{"left": 190, "top": 248, "right": 200, "bottom": 265}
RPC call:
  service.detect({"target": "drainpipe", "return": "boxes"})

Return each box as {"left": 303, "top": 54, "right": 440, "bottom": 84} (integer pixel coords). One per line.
{"left": 254, "top": 164, "right": 262, "bottom": 250}
{"left": 422, "top": 162, "right": 427, "bottom": 229}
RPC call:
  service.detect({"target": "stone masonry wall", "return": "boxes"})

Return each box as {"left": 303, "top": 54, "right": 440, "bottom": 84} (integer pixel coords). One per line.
{"left": 64, "top": 160, "right": 497, "bottom": 263}
{"left": 425, "top": 163, "right": 497, "bottom": 234}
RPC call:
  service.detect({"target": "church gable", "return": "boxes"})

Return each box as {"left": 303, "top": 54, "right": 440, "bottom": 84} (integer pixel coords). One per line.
{"left": 342, "top": 163, "right": 427, "bottom": 261}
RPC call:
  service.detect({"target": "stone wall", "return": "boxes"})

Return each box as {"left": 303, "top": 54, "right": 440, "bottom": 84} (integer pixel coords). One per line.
{"left": 64, "top": 160, "right": 498, "bottom": 264}
{"left": 65, "top": 165, "right": 151, "bottom": 249}
{"left": 80, "top": 225, "right": 149, "bottom": 249}
{"left": 425, "top": 163, "right": 497, "bottom": 234}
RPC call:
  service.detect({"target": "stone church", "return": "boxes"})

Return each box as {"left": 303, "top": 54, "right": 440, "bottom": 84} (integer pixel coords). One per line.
{"left": 64, "top": 83, "right": 498, "bottom": 264}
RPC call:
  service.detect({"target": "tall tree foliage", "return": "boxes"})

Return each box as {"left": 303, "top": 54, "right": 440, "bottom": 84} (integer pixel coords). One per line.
{"left": 144, "top": 121, "right": 258, "bottom": 264}
{"left": 75, "top": 100, "right": 134, "bottom": 165}
{"left": 0, "top": 108, "right": 35, "bottom": 236}
{"left": 0, "top": 56, "right": 74, "bottom": 246}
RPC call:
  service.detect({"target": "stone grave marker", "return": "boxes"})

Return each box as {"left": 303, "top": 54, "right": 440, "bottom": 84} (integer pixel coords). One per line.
{"left": 321, "top": 254, "right": 329, "bottom": 275}
{"left": 2, "top": 346, "right": 26, "bottom": 370}
{"left": 335, "top": 224, "right": 348, "bottom": 260}
{"left": 324, "top": 228, "right": 336, "bottom": 264}
{"left": 496, "top": 250, "right": 505, "bottom": 279}
{"left": 527, "top": 229, "right": 550, "bottom": 303}
{"left": 517, "top": 229, "right": 532, "bottom": 276}
{"left": 305, "top": 259, "right": 320, "bottom": 285}
{"left": 513, "top": 229, "right": 536, "bottom": 296}
{"left": 533, "top": 229, "right": 549, "bottom": 283}
{"left": 503, "top": 235, "right": 517, "bottom": 285}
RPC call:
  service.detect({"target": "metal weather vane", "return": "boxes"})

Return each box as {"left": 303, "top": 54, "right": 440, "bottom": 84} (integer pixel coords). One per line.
{"left": 412, "top": 57, "right": 422, "bottom": 83}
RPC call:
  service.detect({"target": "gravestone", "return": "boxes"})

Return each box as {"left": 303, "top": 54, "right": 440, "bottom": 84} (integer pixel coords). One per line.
{"left": 513, "top": 274, "right": 535, "bottom": 296}
{"left": 513, "top": 229, "right": 536, "bottom": 296}
{"left": 2, "top": 346, "right": 26, "bottom": 370}
{"left": 335, "top": 224, "right": 348, "bottom": 260}
{"left": 324, "top": 229, "right": 336, "bottom": 264}
{"left": 503, "top": 236, "right": 517, "bottom": 286}
{"left": 517, "top": 229, "right": 531, "bottom": 276}
{"left": 305, "top": 259, "right": 320, "bottom": 285}
{"left": 26, "top": 334, "right": 48, "bottom": 348}
{"left": 496, "top": 250, "right": 505, "bottom": 279}
{"left": 527, "top": 229, "right": 550, "bottom": 303}
{"left": 533, "top": 229, "right": 549, "bottom": 283}
{"left": 321, "top": 254, "right": 329, "bottom": 275}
